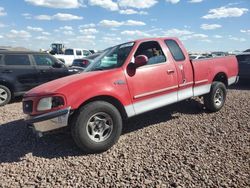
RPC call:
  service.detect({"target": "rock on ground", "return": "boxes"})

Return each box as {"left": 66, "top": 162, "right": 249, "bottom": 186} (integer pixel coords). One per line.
{"left": 0, "top": 86, "right": 249, "bottom": 187}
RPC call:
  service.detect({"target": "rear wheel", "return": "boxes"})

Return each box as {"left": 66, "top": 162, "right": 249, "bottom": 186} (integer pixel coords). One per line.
{"left": 0, "top": 85, "right": 11, "bottom": 106}
{"left": 71, "top": 101, "right": 122, "bottom": 153}
{"left": 204, "top": 81, "right": 227, "bottom": 112}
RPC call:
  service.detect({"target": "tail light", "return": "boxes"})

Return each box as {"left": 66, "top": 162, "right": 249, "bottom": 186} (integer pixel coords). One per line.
{"left": 82, "top": 60, "right": 89, "bottom": 66}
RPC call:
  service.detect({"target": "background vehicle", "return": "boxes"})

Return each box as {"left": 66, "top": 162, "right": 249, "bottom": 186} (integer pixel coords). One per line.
{"left": 23, "top": 37, "right": 238, "bottom": 153}
{"left": 211, "top": 51, "right": 229, "bottom": 57}
{"left": 236, "top": 53, "right": 250, "bottom": 80}
{"left": 0, "top": 51, "right": 82, "bottom": 106}
{"left": 54, "top": 48, "right": 92, "bottom": 67}
{"left": 89, "top": 50, "right": 98, "bottom": 54}
{"left": 49, "top": 43, "right": 65, "bottom": 55}
{"left": 71, "top": 53, "right": 101, "bottom": 69}
{"left": 189, "top": 54, "right": 207, "bottom": 60}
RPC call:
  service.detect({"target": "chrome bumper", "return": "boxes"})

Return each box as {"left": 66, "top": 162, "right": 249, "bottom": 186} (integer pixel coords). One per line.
{"left": 26, "top": 107, "right": 71, "bottom": 134}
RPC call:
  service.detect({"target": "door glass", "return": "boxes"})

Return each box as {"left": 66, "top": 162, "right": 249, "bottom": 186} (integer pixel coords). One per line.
{"left": 76, "top": 50, "right": 82, "bottom": 56}
{"left": 65, "top": 49, "right": 74, "bottom": 55}
{"left": 34, "top": 55, "right": 55, "bottom": 66}
{"left": 135, "top": 41, "right": 166, "bottom": 65}
{"left": 4, "top": 55, "right": 30, "bottom": 65}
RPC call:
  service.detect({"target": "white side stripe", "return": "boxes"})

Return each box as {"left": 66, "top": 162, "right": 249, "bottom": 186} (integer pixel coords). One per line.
{"left": 228, "top": 76, "right": 237, "bottom": 85}
{"left": 125, "top": 84, "right": 212, "bottom": 118}
{"left": 178, "top": 87, "right": 193, "bottom": 101}
{"left": 179, "top": 82, "right": 194, "bottom": 87}
{"left": 124, "top": 105, "right": 136, "bottom": 117}
{"left": 193, "top": 84, "right": 211, "bottom": 96}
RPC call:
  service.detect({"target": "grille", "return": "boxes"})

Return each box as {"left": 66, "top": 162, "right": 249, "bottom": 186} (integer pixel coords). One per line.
{"left": 23, "top": 100, "right": 33, "bottom": 114}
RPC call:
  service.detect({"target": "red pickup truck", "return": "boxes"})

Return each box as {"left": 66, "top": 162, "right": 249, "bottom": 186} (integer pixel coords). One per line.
{"left": 23, "top": 37, "right": 238, "bottom": 153}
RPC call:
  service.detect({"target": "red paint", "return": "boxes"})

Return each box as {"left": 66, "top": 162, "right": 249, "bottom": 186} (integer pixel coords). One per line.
{"left": 23, "top": 37, "right": 238, "bottom": 116}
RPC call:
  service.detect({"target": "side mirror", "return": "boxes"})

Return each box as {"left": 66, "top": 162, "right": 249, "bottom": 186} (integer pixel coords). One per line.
{"left": 134, "top": 55, "right": 148, "bottom": 68}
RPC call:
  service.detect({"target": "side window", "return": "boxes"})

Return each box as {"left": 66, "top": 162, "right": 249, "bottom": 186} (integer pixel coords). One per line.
{"left": 76, "top": 50, "right": 82, "bottom": 56}
{"left": 165, "top": 39, "right": 185, "bottom": 61}
{"left": 4, "top": 55, "right": 30, "bottom": 65}
{"left": 134, "top": 41, "right": 166, "bottom": 65}
{"left": 83, "top": 50, "right": 91, "bottom": 56}
{"left": 33, "top": 55, "right": 55, "bottom": 66}
{"left": 65, "top": 49, "right": 74, "bottom": 55}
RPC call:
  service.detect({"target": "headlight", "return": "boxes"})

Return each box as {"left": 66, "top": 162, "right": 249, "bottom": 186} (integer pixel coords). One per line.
{"left": 37, "top": 96, "right": 65, "bottom": 111}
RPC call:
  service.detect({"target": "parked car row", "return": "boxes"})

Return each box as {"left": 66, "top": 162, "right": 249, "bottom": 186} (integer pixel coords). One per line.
{"left": 54, "top": 48, "right": 92, "bottom": 66}
{"left": 0, "top": 51, "right": 83, "bottom": 106}
{"left": 71, "top": 52, "right": 102, "bottom": 68}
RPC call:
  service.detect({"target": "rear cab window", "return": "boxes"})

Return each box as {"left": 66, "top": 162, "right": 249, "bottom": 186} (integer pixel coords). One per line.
{"left": 165, "top": 39, "right": 185, "bottom": 61}
{"left": 4, "top": 54, "right": 31, "bottom": 66}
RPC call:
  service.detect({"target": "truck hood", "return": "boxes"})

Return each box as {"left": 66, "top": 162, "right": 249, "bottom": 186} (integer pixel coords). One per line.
{"left": 25, "top": 71, "right": 102, "bottom": 97}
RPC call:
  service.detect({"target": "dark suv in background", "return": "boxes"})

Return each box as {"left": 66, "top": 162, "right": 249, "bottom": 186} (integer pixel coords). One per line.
{"left": 236, "top": 53, "right": 250, "bottom": 81}
{"left": 0, "top": 51, "right": 82, "bottom": 106}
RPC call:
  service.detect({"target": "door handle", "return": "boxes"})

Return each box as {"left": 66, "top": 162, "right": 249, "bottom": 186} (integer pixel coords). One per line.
{"left": 2, "top": 70, "right": 13, "bottom": 73}
{"left": 167, "top": 70, "right": 175, "bottom": 74}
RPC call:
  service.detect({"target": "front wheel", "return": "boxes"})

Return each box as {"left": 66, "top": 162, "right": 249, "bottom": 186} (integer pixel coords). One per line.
{"left": 204, "top": 81, "right": 227, "bottom": 112}
{"left": 71, "top": 101, "right": 122, "bottom": 153}
{"left": 0, "top": 85, "right": 11, "bottom": 106}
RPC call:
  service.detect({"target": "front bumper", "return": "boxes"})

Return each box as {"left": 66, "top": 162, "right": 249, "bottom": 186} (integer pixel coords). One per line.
{"left": 25, "top": 107, "right": 71, "bottom": 134}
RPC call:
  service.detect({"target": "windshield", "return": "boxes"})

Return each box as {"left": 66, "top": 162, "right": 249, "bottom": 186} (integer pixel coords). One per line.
{"left": 85, "top": 42, "right": 134, "bottom": 72}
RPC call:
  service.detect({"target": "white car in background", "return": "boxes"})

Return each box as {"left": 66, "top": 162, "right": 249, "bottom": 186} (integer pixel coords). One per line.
{"left": 54, "top": 48, "right": 92, "bottom": 66}
{"left": 189, "top": 54, "right": 207, "bottom": 60}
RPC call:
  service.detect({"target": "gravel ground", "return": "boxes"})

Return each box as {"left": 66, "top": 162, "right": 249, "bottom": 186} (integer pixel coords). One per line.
{"left": 0, "top": 83, "right": 249, "bottom": 187}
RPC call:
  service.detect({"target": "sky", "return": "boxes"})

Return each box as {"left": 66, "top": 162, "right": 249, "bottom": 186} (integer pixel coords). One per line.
{"left": 0, "top": 0, "right": 249, "bottom": 52}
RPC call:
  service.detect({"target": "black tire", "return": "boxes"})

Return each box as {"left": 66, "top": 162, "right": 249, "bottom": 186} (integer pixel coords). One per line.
{"left": 0, "top": 85, "right": 11, "bottom": 106}
{"left": 204, "top": 81, "right": 227, "bottom": 112}
{"left": 71, "top": 101, "right": 122, "bottom": 153}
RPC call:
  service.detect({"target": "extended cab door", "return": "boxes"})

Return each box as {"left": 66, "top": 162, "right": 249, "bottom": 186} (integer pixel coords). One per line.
{"left": 164, "top": 39, "right": 194, "bottom": 101}
{"left": 125, "top": 40, "right": 178, "bottom": 115}
{"left": 33, "top": 54, "right": 68, "bottom": 84}
{"left": 1, "top": 54, "right": 38, "bottom": 94}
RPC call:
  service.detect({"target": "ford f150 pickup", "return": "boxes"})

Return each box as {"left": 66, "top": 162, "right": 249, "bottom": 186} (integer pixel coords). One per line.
{"left": 23, "top": 37, "right": 238, "bottom": 153}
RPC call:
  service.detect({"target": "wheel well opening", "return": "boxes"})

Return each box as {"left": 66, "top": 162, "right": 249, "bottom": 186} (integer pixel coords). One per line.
{"left": 0, "top": 81, "right": 13, "bottom": 93}
{"left": 78, "top": 96, "right": 128, "bottom": 120}
{"left": 213, "top": 73, "right": 228, "bottom": 87}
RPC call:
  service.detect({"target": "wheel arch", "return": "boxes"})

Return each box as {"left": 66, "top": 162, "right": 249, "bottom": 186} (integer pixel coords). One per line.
{"left": 75, "top": 95, "right": 128, "bottom": 120}
{"left": 0, "top": 80, "right": 14, "bottom": 94}
{"left": 212, "top": 72, "right": 228, "bottom": 87}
